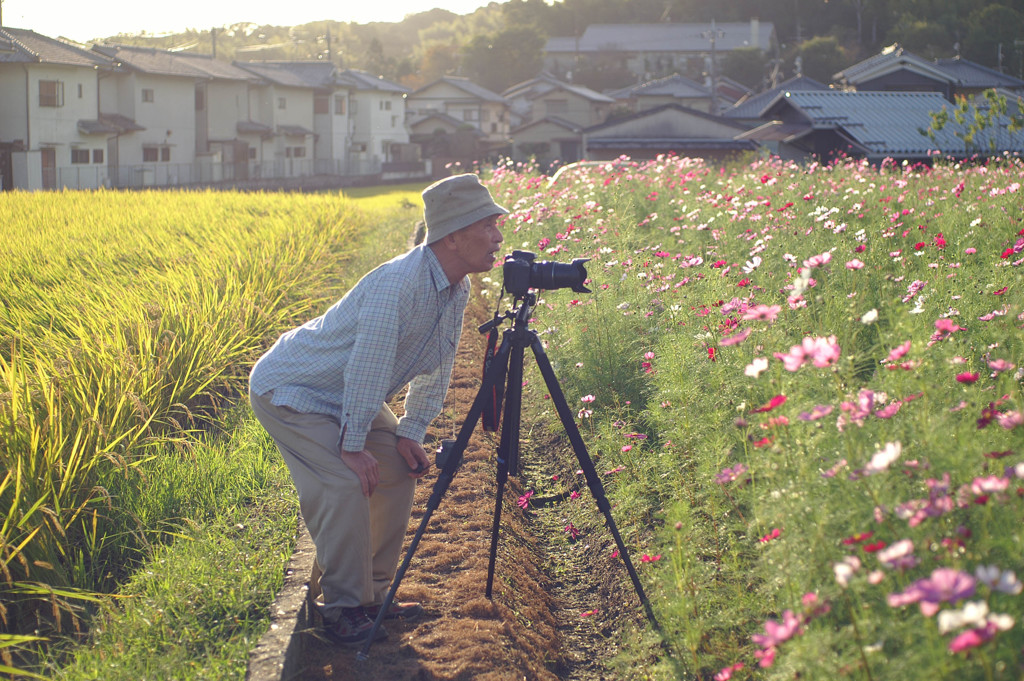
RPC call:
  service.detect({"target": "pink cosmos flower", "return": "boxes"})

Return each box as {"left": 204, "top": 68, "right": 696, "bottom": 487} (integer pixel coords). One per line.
{"left": 752, "top": 610, "right": 802, "bottom": 648}
{"left": 988, "top": 359, "right": 1015, "bottom": 373}
{"left": 874, "top": 401, "right": 902, "bottom": 419}
{"left": 998, "top": 411, "right": 1023, "bottom": 429}
{"left": 798, "top": 404, "right": 834, "bottom": 421}
{"left": 876, "top": 539, "right": 917, "bottom": 570}
{"left": 714, "top": 663, "right": 745, "bottom": 681}
{"left": 956, "top": 372, "right": 980, "bottom": 384}
{"left": 802, "top": 252, "right": 832, "bottom": 269}
{"left": 760, "top": 528, "right": 781, "bottom": 542}
{"left": 741, "top": 304, "right": 781, "bottom": 322}
{"left": 845, "top": 259, "right": 865, "bottom": 269}
{"left": 581, "top": 394, "right": 596, "bottom": 403}
{"left": 517, "top": 490, "right": 534, "bottom": 509}
{"left": 753, "top": 394, "right": 787, "bottom": 413}
{"left": 888, "top": 568, "right": 976, "bottom": 616}
{"left": 720, "top": 327, "right": 751, "bottom": 346}
{"left": 886, "top": 340, "right": 911, "bottom": 363}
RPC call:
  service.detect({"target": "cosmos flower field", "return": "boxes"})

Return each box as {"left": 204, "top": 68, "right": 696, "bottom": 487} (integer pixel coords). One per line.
{"left": 484, "top": 154, "right": 1023, "bottom": 680}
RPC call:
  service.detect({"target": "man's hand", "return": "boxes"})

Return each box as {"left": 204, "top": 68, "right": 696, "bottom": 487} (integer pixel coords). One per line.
{"left": 397, "top": 437, "right": 431, "bottom": 479}
{"left": 340, "top": 448, "right": 380, "bottom": 497}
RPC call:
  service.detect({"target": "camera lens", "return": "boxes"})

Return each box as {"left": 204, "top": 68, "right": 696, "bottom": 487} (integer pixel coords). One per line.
{"left": 531, "top": 258, "right": 591, "bottom": 293}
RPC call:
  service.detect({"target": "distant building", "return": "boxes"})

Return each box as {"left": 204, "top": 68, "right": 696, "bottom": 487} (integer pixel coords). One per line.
{"left": 406, "top": 76, "right": 510, "bottom": 153}
{"left": 0, "top": 27, "right": 117, "bottom": 190}
{"left": 544, "top": 21, "right": 777, "bottom": 85}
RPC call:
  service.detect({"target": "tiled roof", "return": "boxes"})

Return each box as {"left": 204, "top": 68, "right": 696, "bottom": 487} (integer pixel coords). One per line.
{"left": 723, "top": 75, "right": 829, "bottom": 119}
{"left": 934, "top": 57, "right": 1024, "bottom": 91}
{"left": 545, "top": 22, "right": 775, "bottom": 54}
{"left": 336, "top": 69, "right": 410, "bottom": 94}
{"left": 0, "top": 27, "right": 111, "bottom": 67}
{"left": 834, "top": 45, "right": 953, "bottom": 85}
{"left": 277, "top": 124, "right": 314, "bottom": 136}
{"left": 94, "top": 44, "right": 259, "bottom": 81}
{"left": 236, "top": 60, "right": 337, "bottom": 88}
{"left": 607, "top": 74, "right": 709, "bottom": 99}
{"left": 78, "top": 113, "right": 145, "bottom": 135}
{"left": 503, "top": 72, "right": 614, "bottom": 104}
{"left": 585, "top": 102, "right": 750, "bottom": 134}
{"left": 512, "top": 115, "right": 585, "bottom": 135}
{"left": 237, "top": 120, "right": 273, "bottom": 135}
{"left": 761, "top": 90, "right": 1024, "bottom": 157}
{"left": 412, "top": 76, "right": 506, "bottom": 103}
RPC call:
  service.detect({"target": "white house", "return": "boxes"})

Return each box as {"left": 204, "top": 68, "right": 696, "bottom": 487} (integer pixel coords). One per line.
{"left": 337, "top": 69, "right": 412, "bottom": 174}
{"left": 406, "top": 76, "right": 510, "bottom": 150}
{"left": 94, "top": 44, "right": 264, "bottom": 185}
{"left": 0, "top": 27, "right": 118, "bottom": 190}
{"left": 503, "top": 71, "right": 613, "bottom": 130}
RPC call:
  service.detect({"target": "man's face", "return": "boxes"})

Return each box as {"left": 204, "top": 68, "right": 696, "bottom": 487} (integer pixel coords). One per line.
{"left": 451, "top": 214, "right": 504, "bottom": 274}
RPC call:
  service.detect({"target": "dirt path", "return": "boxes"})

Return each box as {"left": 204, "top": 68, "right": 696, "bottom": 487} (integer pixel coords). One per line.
{"left": 247, "top": 293, "right": 646, "bottom": 681}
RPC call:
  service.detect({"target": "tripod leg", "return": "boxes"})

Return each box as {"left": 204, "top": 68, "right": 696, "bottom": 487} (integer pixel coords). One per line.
{"left": 485, "top": 342, "right": 523, "bottom": 598}
{"left": 528, "top": 334, "right": 660, "bottom": 630}
{"left": 357, "top": 336, "right": 514, "bottom": 660}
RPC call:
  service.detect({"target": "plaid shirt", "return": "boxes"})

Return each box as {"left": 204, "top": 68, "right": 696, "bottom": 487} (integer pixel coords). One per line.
{"left": 250, "top": 244, "right": 469, "bottom": 451}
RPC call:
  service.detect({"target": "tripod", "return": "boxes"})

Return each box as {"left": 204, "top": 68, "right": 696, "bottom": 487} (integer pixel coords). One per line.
{"left": 357, "top": 292, "right": 659, "bottom": 660}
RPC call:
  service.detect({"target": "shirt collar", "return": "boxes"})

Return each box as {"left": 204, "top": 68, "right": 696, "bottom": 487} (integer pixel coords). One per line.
{"left": 422, "top": 243, "right": 462, "bottom": 294}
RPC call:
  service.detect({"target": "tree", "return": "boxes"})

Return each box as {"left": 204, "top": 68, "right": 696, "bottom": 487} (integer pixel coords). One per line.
{"left": 461, "top": 26, "right": 546, "bottom": 93}
{"left": 922, "top": 88, "right": 1024, "bottom": 155}
{"left": 964, "top": 4, "right": 1024, "bottom": 69}
{"left": 795, "top": 36, "right": 849, "bottom": 83}
{"left": 722, "top": 47, "right": 771, "bottom": 89}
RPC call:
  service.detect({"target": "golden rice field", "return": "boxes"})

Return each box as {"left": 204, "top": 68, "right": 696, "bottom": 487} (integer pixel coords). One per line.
{"left": 0, "top": 188, "right": 418, "bottom": 648}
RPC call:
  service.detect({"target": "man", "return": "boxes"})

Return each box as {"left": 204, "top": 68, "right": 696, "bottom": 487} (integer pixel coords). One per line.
{"left": 249, "top": 173, "right": 506, "bottom": 644}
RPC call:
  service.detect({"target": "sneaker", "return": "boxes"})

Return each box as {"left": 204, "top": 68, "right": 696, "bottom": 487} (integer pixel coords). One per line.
{"left": 365, "top": 601, "right": 424, "bottom": 620}
{"left": 321, "top": 606, "right": 388, "bottom": 645}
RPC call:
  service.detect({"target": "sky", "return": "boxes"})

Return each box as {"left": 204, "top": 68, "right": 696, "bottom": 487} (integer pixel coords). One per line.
{"left": 1, "top": 0, "right": 500, "bottom": 43}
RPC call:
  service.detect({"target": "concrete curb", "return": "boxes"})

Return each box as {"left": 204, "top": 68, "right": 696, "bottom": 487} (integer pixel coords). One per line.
{"left": 246, "top": 516, "right": 317, "bottom": 681}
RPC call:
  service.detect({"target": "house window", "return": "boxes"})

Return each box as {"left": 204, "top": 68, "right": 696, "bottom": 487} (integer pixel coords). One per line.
{"left": 285, "top": 146, "right": 306, "bottom": 158}
{"left": 78, "top": 83, "right": 83, "bottom": 98}
{"left": 314, "top": 95, "right": 329, "bottom": 114}
{"left": 39, "top": 80, "right": 63, "bottom": 107}
{"left": 143, "top": 146, "right": 171, "bottom": 162}
{"left": 334, "top": 95, "right": 346, "bottom": 114}
{"left": 195, "top": 87, "right": 205, "bottom": 110}
{"left": 142, "top": 88, "right": 154, "bottom": 103}
{"left": 491, "top": 122, "right": 498, "bottom": 133}
{"left": 463, "top": 109, "right": 478, "bottom": 122}
{"left": 248, "top": 148, "right": 257, "bottom": 160}
{"left": 71, "top": 149, "right": 90, "bottom": 164}
{"left": 93, "top": 149, "right": 104, "bottom": 164}
{"left": 278, "top": 97, "right": 286, "bottom": 110}
{"left": 379, "top": 100, "right": 392, "bottom": 111}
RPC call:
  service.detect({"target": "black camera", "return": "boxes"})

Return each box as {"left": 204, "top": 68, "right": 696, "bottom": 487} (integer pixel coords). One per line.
{"left": 502, "top": 250, "right": 591, "bottom": 297}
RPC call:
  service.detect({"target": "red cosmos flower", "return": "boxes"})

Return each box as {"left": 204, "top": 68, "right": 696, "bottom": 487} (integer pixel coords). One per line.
{"left": 753, "top": 436, "right": 774, "bottom": 448}
{"left": 983, "top": 450, "right": 1014, "bottom": 459}
{"left": 708, "top": 347, "right": 717, "bottom": 362}
{"left": 1002, "top": 248, "right": 1014, "bottom": 259}
{"left": 956, "top": 372, "right": 980, "bottom": 384}
{"left": 711, "top": 260, "right": 727, "bottom": 268}
{"left": 854, "top": 244, "right": 866, "bottom": 253}
{"left": 934, "top": 233, "right": 946, "bottom": 249}
{"left": 641, "top": 554, "right": 662, "bottom": 563}
{"left": 753, "top": 394, "right": 787, "bottom": 413}
{"left": 737, "top": 278, "right": 751, "bottom": 287}
{"left": 862, "top": 540, "right": 887, "bottom": 553}
{"left": 760, "top": 528, "right": 782, "bottom": 542}
{"left": 914, "top": 242, "right": 927, "bottom": 251}
{"left": 993, "top": 287, "right": 1008, "bottom": 295}
{"left": 842, "top": 531, "right": 874, "bottom": 545}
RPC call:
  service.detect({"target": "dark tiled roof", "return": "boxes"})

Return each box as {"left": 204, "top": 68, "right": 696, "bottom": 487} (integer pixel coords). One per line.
{"left": 587, "top": 137, "right": 758, "bottom": 150}
{"left": 512, "top": 116, "right": 585, "bottom": 135}
{"left": 762, "top": 90, "right": 1024, "bottom": 157}
{"left": 77, "top": 113, "right": 145, "bottom": 134}
{"left": 723, "top": 75, "right": 829, "bottom": 119}
{"left": 834, "top": 45, "right": 953, "bottom": 85}
{"left": 336, "top": 69, "right": 410, "bottom": 94}
{"left": 236, "top": 60, "right": 339, "bottom": 88}
{"left": 237, "top": 120, "right": 273, "bottom": 135}
{"left": 607, "top": 73, "right": 709, "bottom": 99}
{"left": 277, "top": 124, "right": 314, "bottom": 136}
{"left": 0, "top": 27, "right": 111, "bottom": 67}
{"left": 94, "top": 44, "right": 259, "bottom": 81}
{"left": 935, "top": 57, "right": 1024, "bottom": 90}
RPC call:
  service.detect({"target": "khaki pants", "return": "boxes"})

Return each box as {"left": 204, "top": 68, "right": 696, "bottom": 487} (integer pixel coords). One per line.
{"left": 249, "top": 389, "right": 416, "bottom": 615}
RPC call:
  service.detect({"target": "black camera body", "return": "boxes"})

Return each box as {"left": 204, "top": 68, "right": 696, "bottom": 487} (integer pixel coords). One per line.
{"left": 502, "top": 250, "right": 591, "bottom": 297}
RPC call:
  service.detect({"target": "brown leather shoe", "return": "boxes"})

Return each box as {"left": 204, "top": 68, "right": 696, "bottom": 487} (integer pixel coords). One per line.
{"left": 365, "top": 601, "right": 424, "bottom": 620}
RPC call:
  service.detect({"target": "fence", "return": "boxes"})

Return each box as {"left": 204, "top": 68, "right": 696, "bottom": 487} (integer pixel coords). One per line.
{"left": 47, "top": 156, "right": 409, "bottom": 191}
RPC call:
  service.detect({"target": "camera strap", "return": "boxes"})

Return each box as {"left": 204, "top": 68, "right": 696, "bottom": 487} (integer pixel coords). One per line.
{"left": 481, "top": 313, "right": 506, "bottom": 432}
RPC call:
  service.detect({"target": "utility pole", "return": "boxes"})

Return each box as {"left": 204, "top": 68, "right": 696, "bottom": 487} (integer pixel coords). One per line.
{"left": 701, "top": 19, "right": 725, "bottom": 115}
